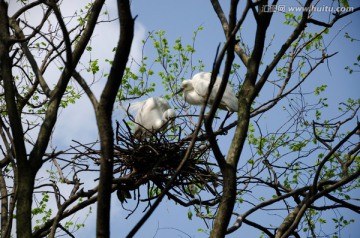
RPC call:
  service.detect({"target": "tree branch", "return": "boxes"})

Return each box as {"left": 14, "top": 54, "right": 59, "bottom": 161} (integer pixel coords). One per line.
{"left": 96, "top": 0, "right": 134, "bottom": 236}
{"left": 72, "top": 70, "right": 99, "bottom": 107}
{"left": 254, "top": 0, "right": 312, "bottom": 97}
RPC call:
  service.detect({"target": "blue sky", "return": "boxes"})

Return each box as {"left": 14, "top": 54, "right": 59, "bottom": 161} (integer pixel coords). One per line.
{"left": 7, "top": 0, "right": 360, "bottom": 237}
{"left": 101, "top": 1, "right": 360, "bottom": 237}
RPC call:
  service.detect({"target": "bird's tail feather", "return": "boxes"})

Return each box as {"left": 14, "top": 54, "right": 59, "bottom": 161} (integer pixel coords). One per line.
{"left": 128, "top": 100, "right": 146, "bottom": 113}
{"left": 118, "top": 100, "right": 145, "bottom": 116}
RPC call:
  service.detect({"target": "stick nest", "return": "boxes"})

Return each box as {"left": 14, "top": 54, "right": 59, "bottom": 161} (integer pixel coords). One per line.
{"left": 113, "top": 120, "right": 218, "bottom": 197}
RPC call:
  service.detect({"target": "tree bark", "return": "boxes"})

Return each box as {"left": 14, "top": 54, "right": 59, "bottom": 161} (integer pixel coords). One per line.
{"left": 95, "top": 0, "right": 134, "bottom": 237}
{"left": 0, "top": 172, "right": 8, "bottom": 237}
{"left": 15, "top": 169, "right": 36, "bottom": 238}
{"left": 0, "top": 1, "right": 34, "bottom": 237}
{"left": 209, "top": 1, "right": 272, "bottom": 237}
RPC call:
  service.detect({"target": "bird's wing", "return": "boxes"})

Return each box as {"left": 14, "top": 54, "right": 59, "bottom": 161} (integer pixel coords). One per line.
{"left": 153, "top": 97, "right": 171, "bottom": 112}
{"left": 210, "top": 76, "right": 239, "bottom": 111}
{"left": 205, "top": 75, "right": 225, "bottom": 102}
{"left": 137, "top": 98, "right": 165, "bottom": 129}
{"left": 193, "top": 78, "right": 210, "bottom": 98}
{"left": 222, "top": 85, "right": 239, "bottom": 111}
{"left": 190, "top": 72, "right": 210, "bottom": 97}
{"left": 133, "top": 98, "right": 155, "bottom": 131}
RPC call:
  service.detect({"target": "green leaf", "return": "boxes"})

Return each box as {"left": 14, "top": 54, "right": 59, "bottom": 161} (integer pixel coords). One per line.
{"left": 341, "top": 0, "right": 349, "bottom": 8}
{"left": 187, "top": 210, "right": 193, "bottom": 220}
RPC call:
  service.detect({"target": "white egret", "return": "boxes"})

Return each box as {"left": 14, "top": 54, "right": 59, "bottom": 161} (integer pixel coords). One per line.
{"left": 130, "top": 97, "right": 176, "bottom": 138}
{"left": 178, "top": 72, "right": 238, "bottom": 112}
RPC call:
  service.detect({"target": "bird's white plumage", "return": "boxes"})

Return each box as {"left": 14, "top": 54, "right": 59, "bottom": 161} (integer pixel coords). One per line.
{"left": 180, "top": 72, "right": 238, "bottom": 112}
{"left": 130, "top": 97, "right": 176, "bottom": 138}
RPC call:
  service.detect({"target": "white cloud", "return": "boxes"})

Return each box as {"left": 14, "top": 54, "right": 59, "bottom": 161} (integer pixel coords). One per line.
{"left": 6, "top": 1, "right": 148, "bottom": 235}
{"left": 52, "top": 21, "right": 147, "bottom": 147}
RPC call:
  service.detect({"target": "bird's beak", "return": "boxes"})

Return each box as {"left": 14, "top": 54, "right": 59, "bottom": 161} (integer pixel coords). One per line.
{"left": 174, "top": 87, "right": 183, "bottom": 95}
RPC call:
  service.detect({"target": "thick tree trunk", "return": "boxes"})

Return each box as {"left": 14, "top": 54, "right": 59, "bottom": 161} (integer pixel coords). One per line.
{"left": 209, "top": 91, "right": 252, "bottom": 237}
{"left": 16, "top": 167, "right": 36, "bottom": 238}
{"left": 0, "top": 173, "right": 9, "bottom": 237}
{"left": 0, "top": 2, "right": 34, "bottom": 237}
{"left": 209, "top": 1, "right": 272, "bottom": 236}
{"left": 96, "top": 111, "right": 115, "bottom": 238}
{"left": 210, "top": 164, "right": 237, "bottom": 237}
{"left": 95, "top": 1, "right": 134, "bottom": 237}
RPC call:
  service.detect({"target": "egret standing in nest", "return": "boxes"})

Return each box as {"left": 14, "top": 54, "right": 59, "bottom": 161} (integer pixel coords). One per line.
{"left": 130, "top": 97, "right": 176, "bottom": 139}
{"left": 177, "top": 72, "right": 238, "bottom": 112}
